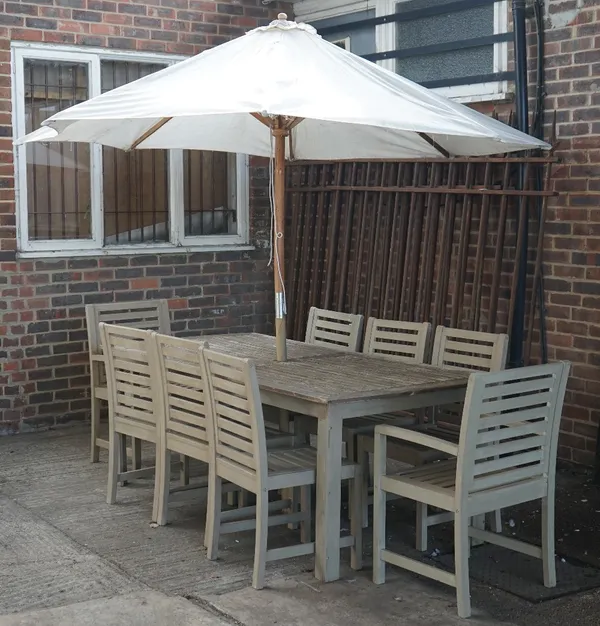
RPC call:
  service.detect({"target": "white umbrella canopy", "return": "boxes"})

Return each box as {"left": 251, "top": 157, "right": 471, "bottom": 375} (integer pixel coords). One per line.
{"left": 17, "top": 13, "right": 549, "bottom": 360}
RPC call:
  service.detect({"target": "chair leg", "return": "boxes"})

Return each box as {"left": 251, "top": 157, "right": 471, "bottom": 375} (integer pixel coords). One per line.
{"left": 358, "top": 443, "right": 370, "bottom": 529}
{"left": 279, "top": 409, "right": 291, "bottom": 433}
{"left": 288, "top": 487, "right": 300, "bottom": 530}
{"left": 416, "top": 503, "right": 428, "bottom": 552}
{"left": 300, "top": 485, "right": 312, "bottom": 544}
{"left": 350, "top": 470, "right": 363, "bottom": 571}
{"left": 131, "top": 438, "right": 142, "bottom": 471}
{"left": 239, "top": 489, "right": 251, "bottom": 509}
{"left": 252, "top": 490, "right": 269, "bottom": 590}
{"left": 205, "top": 469, "right": 222, "bottom": 558}
{"left": 180, "top": 455, "right": 190, "bottom": 486}
{"left": 118, "top": 435, "right": 128, "bottom": 487}
{"left": 346, "top": 436, "right": 357, "bottom": 522}
{"left": 471, "top": 514, "right": 485, "bottom": 548}
{"left": 454, "top": 512, "right": 471, "bottom": 619}
{"left": 488, "top": 509, "right": 502, "bottom": 533}
{"left": 153, "top": 448, "right": 171, "bottom": 526}
{"left": 372, "top": 433, "right": 387, "bottom": 585}
{"left": 90, "top": 397, "right": 101, "bottom": 463}
{"left": 542, "top": 495, "right": 556, "bottom": 588}
{"left": 107, "top": 432, "right": 122, "bottom": 505}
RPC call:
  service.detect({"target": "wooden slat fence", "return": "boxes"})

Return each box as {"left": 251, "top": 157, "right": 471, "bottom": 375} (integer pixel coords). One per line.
{"left": 284, "top": 156, "right": 556, "bottom": 364}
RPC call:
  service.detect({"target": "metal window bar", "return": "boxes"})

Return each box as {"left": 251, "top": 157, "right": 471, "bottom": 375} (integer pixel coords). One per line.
{"left": 317, "top": 0, "right": 510, "bottom": 90}
{"left": 101, "top": 61, "right": 170, "bottom": 245}
{"left": 317, "top": 0, "right": 506, "bottom": 36}
{"left": 25, "top": 60, "right": 90, "bottom": 240}
{"left": 183, "top": 150, "right": 236, "bottom": 237}
{"left": 285, "top": 148, "right": 556, "bottom": 365}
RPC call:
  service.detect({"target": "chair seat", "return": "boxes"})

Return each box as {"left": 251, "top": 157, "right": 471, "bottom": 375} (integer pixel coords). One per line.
{"left": 95, "top": 385, "right": 108, "bottom": 401}
{"left": 381, "top": 460, "right": 457, "bottom": 511}
{"left": 295, "top": 413, "right": 416, "bottom": 443}
{"left": 358, "top": 429, "right": 449, "bottom": 466}
{"left": 265, "top": 427, "right": 296, "bottom": 449}
{"left": 343, "top": 413, "right": 417, "bottom": 437}
{"left": 266, "top": 446, "right": 357, "bottom": 491}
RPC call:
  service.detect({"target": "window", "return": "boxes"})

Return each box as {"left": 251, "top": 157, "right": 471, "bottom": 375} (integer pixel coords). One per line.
{"left": 296, "top": 0, "right": 509, "bottom": 103}
{"left": 12, "top": 44, "right": 249, "bottom": 256}
{"left": 313, "top": 10, "right": 376, "bottom": 56}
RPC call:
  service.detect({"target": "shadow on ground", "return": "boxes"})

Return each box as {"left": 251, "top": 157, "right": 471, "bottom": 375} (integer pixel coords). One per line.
{"left": 1, "top": 425, "right": 600, "bottom": 626}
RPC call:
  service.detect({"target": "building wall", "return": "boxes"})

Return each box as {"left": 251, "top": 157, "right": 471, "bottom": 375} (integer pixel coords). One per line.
{"left": 0, "top": 0, "right": 289, "bottom": 434}
{"left": 539, "top": 0, "right": 600, "bottom": 466}
{"left": 458, "top": 0, "right": 600, "bottom": 466}
{"left": 293, "top": 0, "right": 600, "bottom": 467}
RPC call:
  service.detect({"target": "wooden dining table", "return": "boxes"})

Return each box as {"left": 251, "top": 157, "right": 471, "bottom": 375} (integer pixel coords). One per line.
{"left": 194, "top": 332, "right": 470, "bottom": 582}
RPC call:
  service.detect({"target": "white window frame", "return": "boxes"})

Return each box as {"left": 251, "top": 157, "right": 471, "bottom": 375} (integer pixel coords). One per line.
{"left": 12, "top": 42, "right": 250, "bottom": 258}
{"left": 293, "top": 0, "right": 509, "bottom": 104}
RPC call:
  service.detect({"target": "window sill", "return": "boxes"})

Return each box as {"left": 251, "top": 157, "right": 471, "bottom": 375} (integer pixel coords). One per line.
{"left": 17, "top": 243, "right": 256, "bottom": 260}
{"left": 450, "top": 91, "right": 512, "bottom": 105}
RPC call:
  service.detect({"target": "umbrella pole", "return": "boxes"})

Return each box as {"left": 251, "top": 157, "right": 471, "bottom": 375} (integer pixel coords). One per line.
{"left": 272, "top": 123, "right": 288, "bottom": 362}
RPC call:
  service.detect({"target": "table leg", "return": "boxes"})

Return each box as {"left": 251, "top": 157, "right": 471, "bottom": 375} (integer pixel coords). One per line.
{"left": 315, "top": 413, "right": 343, "bottom": 582}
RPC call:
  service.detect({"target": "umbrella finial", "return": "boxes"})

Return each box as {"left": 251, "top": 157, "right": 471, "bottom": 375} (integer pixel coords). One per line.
{"left": 277, "top": 13, "right": 288, "bottom": 20}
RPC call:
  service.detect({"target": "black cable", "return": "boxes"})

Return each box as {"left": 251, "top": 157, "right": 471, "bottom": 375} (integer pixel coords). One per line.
{"left": 532, "top": 0, "right": 549, "bottom": 365}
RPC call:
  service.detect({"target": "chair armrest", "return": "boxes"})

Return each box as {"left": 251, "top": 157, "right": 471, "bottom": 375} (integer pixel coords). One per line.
{"left": 374, "top": 424, "right": 459, "bottom": 457}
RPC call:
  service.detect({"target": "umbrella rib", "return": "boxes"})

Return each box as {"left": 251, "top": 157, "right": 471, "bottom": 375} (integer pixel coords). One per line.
{"left": 418, "top": 132, "right": 451, "bottom": 158}
{"left": 128, "top": 117, "right": 173, "bottom": 151}
{"left": 250, "top": 112, "right": 272, "bottom": 127}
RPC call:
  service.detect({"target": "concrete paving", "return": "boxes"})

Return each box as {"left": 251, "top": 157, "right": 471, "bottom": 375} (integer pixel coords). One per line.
{"left": 0, "top": 591, "right": 230, "bottom": 626}
{"left": 2, "top": 426, "right": 600, "bottom": 626}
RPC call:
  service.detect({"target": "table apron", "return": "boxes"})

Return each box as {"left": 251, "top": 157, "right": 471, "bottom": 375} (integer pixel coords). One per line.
{"left": 326, "top": 387, "right": 465, "bottom": 420}
{"left": 261, "top": 387, "right": 465, "bottom": 422}
{"left": 261, "top": 391, "right": 328, "bottom": 419}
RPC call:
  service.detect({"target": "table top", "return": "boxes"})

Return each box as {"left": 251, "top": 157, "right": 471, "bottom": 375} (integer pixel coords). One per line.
{"left": 199, "top": 332, "right": 344, "bottom": 362}
{"left": 198, "top": 333, "right": 469, "bottom": 405}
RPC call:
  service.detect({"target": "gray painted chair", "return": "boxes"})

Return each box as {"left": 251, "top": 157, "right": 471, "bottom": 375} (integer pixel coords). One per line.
{"left": 202, "top": 347, "right": 363, "bottom": 589}
{"left": 86, "top": 300, "right": 170, "bottom": 466}
{"left": 372, "top": 362, "right": 570, "bottom": 618}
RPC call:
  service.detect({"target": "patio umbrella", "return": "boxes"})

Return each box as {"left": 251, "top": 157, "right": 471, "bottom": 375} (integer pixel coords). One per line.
{"left": 17, "top": 13, "right": 549, "bottom": 361}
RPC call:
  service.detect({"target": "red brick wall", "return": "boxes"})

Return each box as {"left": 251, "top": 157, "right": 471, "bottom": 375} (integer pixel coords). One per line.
{"left": 540, "top": 1, "right": 600, "bottom": 466}
{"left": 470, "top": 1, "right": 600, "bottom": 465}
{"left": 0, "top": 1, "right": 289, "bottom": 434}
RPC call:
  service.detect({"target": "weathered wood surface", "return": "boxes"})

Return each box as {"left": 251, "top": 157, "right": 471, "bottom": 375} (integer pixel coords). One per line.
{"left": 195, "top": 333, "right": 468, "bottom": 405}
{"left": 198, "top": 332, "right": 344, "bottom": 363}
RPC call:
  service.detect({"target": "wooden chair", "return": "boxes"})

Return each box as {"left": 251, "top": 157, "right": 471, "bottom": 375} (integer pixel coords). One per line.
{"left": 151, "top": 334, "right": 212, "bottom": 526}
{"left": 429, "top": 326, "right": 510, "bottom": 435}
{"left": 100, "top": 323, "right": 160, "bottom": 506}
{"left": 344, "top": 318, "right": 432, "bottom": 459}
{"left": 151, "top": 334, "right": 295, "bottom": 527}
{"left": 305, "top": 307, "right": 364, "bottom": 352}
{"left": 297, "top": 318, "right": 431, "bottom": 528}
{"left": 358, "top": 326, "right": 509, "bottom": 540}
{"left": 372, "top": 362, "right": 570, "bottom": 618}
{"left": 86, "top": 300, "right": 170, "bottom": 465}
{"left": 202, "top": 347, "right": 363, "bottom": 589}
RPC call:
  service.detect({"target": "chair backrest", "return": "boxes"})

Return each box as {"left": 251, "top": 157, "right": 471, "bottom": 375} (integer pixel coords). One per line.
{"left": 363, "top": 318, "right": 430, "bottom": 363}
{"left": 305, "top": 307, "right": 364, "bottom": 352}
{"left": 456, "top": 362, "right": 570, "bottom": 505}
{"left": 86, "top": 300, "right": 170, "bottom": 356}
{"left": 201, "top": 348, "right": 267, "bottom": 485}
{"left": 152, "top": 334, "right": 210, "bottom": 460}
{"left": 100, "top": 323, "right": 159, "bottom": 440}
{"left": 432, "top": 326, "right": 508, "bottom": 373}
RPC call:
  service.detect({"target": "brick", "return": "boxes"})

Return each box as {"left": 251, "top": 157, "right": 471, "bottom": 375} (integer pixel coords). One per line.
{"left": 25, "top": 17, "right": 57, "bottom": 29}
{"left": 107, "top": 37, "right": 136, "bottom": 49}
{"left": 72, "top": 9, "right": 102, "bottom": 21}
{"left": 7, "top": 3, "right": 39, "bottom": 15}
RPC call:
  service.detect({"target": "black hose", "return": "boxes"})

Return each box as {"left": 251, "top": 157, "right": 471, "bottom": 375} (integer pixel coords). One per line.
{"left": 509, "top": 0, "right": 529, "bottom": 368}
{"left": 532, "top": 0, "right": 548, "bottom": 365}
